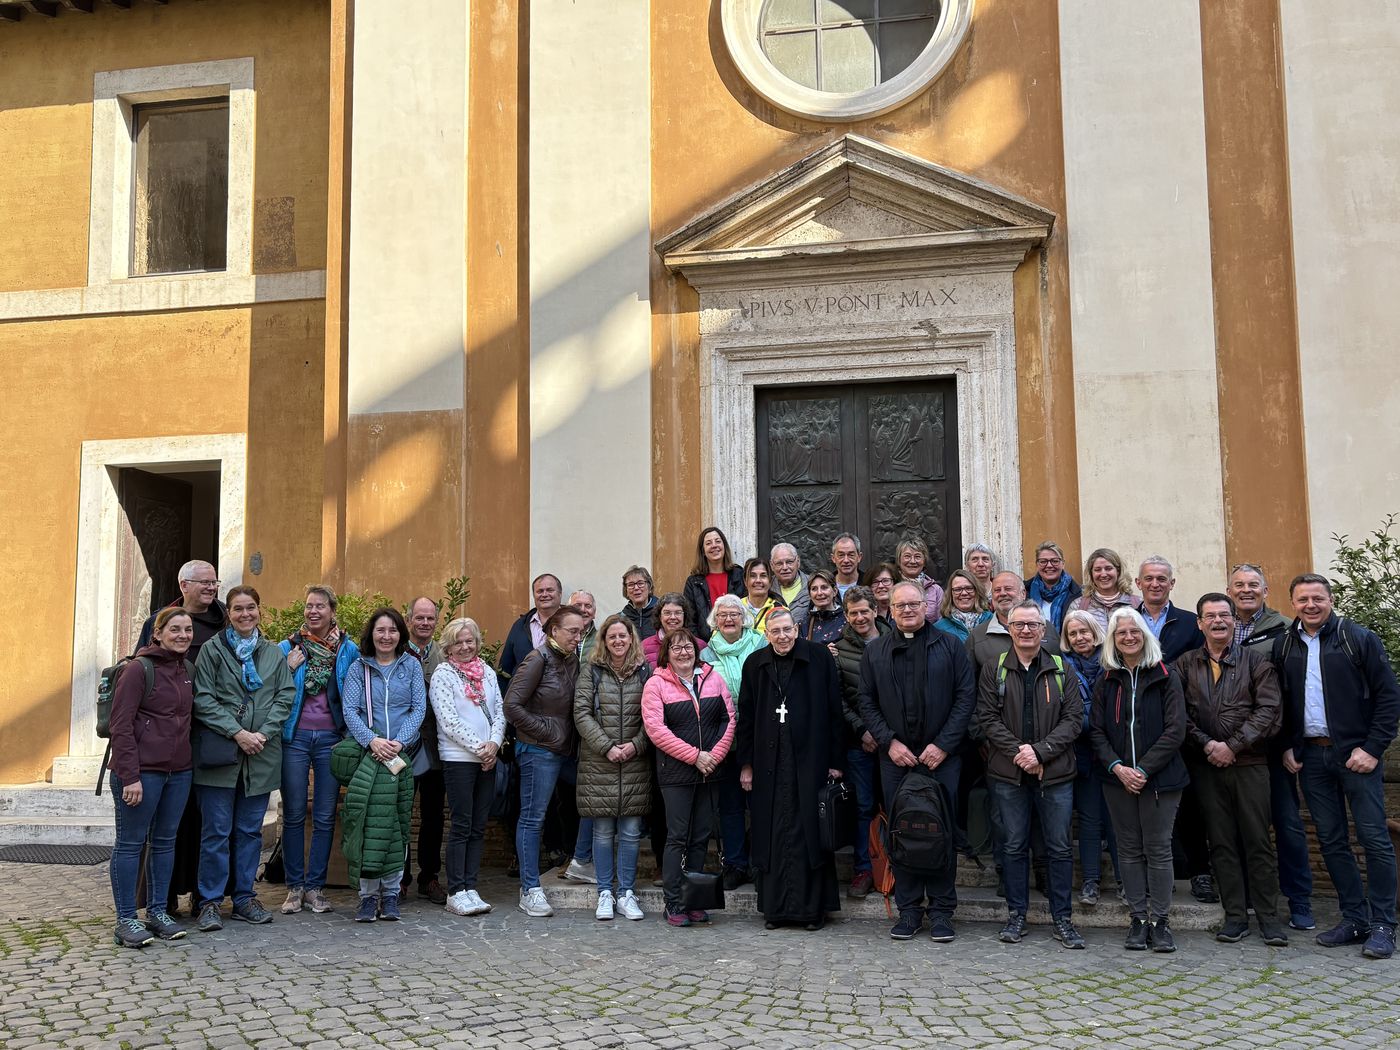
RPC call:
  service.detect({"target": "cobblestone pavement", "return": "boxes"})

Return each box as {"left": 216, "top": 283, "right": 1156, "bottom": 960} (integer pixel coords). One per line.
{"left": 1, "top": 862, "right": 1398, "bottom": 1050}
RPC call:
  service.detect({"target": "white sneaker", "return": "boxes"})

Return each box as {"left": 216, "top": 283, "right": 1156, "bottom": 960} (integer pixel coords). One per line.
{"left": 595, "top": 890, "right": 615, "bottom": 921}
{"left": 463, "top": 890, "right": 491, "bottom": 915}
{"left": 280, "top": 889, "right": 304, "bottom": 914}
{"left": 565, "top": 859, "right": 598, "bottom": 884}
{"left": 616, "top": 890, "right": 645, "bottom": 921}
{"left": 445, "top": 891, "right": 472, "bottom": 916}
{"left": 518, "top": 887, "right": 554, "bottom": 917}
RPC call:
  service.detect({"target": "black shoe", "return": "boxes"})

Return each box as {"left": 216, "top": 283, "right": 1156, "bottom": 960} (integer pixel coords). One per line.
{"left": 1258, "top": 922, "right": 1289, "bottom": 947}
{"left": 231, "top": 900, "right": 273, "bottom": 925}
{"left": 1316, "top": 920, "right": 1368, "bottom": 948}
{"left": 143, "top": 911, "right": 187, "bottom": 941}
{"left": 1363, "top": 925, "right": 1395, "bottom": 960}
{"left": 890, "top": 912, "right": 922, "bottom": 940}
{"left": 418, "top": 879, "right": 447, "bottom": 905}
{"left": 1125, "top": 917, "right": 1149, "bottom": 951}
{"left": 1053, "top": 917, "right": 1086, "bottom": 949}
{"left": 999, "top": 914, "right": 1028, "bottom": 943}
{"left": 928, "top": 915, "right": 956, "bottom": 943}
{"left": 1190, "top": 874, "right": 1219, "bottom": 903}
{"left": 764, "top": 920, "right": 780, "bottom": 931}
{"left": 1216, "top": 920, "right": 1251, "bottom": 943}
{"left": 1151, "top": 918, "right": 1176, "bottom": 953}
{"left": 722, "top": 866, "right": 748, "bottom": 892}
{"left": 804, "top": 917, "right": 824, "bottom": 932}
{"left": 196, "top": 903, "right": 223, "bottom": 933}
{"left": 113, "top": 918, "right": 154, "bottom": 949}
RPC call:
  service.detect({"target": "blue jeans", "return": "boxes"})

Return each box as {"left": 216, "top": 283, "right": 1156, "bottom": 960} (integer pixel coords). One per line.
{"left": 593, "top": 815, "right": 644, "bottom": 894}
{"left": 196, "top": 781, "right": 271, "bottom": 908}
{"left": 516, "top": 743, "right": 566, "bottom": 891}
{"left": 1269, "top": 756, "right": 1314, "bottom": 911}
{"left": 1073, "top": 770, "right": 1120, "bottom": 883}
{"left": 846, "top": 748, "right": 876, "bottom": 874}
{"left": 280, "top": 729, "right": 340, "bottom": 891}
{"left": 991, "top": 778, "right": 1074, "bottom": 921}
{"left": 1299, "top": 743, "right": 1397, "bottom": 928}
{"left": 558, "top": 754, "right": 593, "bottom": 864}
{"left": 717, "top": 774, "right": 749, "bottom": 870}
{"left": 109, "top": 769, "right": 192, "bottom": 921}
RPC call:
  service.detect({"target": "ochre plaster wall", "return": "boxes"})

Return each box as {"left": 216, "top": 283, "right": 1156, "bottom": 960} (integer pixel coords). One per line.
{"left": 649, "top": 0, "right": 1081, "bottom": 587}
{"left": 0, "top": 0, "right": 330, "bottom": 292}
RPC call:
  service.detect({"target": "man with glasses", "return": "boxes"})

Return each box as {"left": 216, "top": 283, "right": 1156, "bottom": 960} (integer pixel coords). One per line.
{"left": 967, "top": 572, "right": 1061, "bottom": 683}
{"left": 770, "top": 543, "right": 811, "bottom": 634}
{"left": 1025, "top": 542, "right": 1081, "bottom": 635}
{"left": 976, "top": 601, "right": 1085, "bottom": 948}
{"left": 1231, "top": 563, "right": 1314, "bottom": 931}
{"left": 859, "top": 581, "right": 976, "bottom": 942}
{"left": 136, "top": 559, "right": 227, "bottom": 660}
{"left": 1177, "top": 593, "right": 1288, "bottom": 946}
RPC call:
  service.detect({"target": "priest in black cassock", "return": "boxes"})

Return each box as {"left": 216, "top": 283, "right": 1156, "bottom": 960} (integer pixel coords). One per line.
{"left": 737, "top": 606, "right": 846, "bottom": 930}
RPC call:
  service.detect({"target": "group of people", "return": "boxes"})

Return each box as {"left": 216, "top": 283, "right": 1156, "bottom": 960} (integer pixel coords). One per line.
{"left": 103, "top": 528, "right": 1398, "bottom": 962}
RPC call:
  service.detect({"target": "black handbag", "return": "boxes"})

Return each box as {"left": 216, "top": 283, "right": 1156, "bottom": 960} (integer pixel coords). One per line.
{"left": 195, "top": 728, "right": 240, "bottom": 769}
{"left": 680, "top": 868, "right": 725, "bottom": 912}
{"left": 818, "top": 776, "right": 857, "bottom": 853}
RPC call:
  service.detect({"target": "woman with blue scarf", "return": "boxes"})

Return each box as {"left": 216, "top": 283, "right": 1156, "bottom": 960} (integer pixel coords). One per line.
{"left": 1025, "top": 541, "right": 1082, "bottom": 635}
{"left": 191, "top": 586, "right": 295, "bottom": 933}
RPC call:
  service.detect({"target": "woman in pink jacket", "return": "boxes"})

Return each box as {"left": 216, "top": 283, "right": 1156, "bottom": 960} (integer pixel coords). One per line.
{"left": 641, "top": 630, "right": 736, "bottom": 927}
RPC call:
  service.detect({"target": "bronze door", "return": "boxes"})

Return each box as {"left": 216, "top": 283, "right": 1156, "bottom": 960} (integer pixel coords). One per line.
{"left": 115, "top": 468, "right": 194, "bottom": 657}
{"left": 755, "top": 379, "right": 961, "bottom": 583}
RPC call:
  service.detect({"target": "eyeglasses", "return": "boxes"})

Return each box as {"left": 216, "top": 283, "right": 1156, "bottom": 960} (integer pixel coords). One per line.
{"left": 625, "top": 579, "right": 649, "bottom": 589}
{"left": 1035, "top": 558, "right": 1063, "bottom": 567}
{"left": 186, "top": 579, "right": 220, "bottom": 588}
{"left": 1008, "top": 622, "right": 1043, "bottom": 633}
{"left": 950, "top": 586, "right": 976, "bottom": 596}
{"left": 1200, "top": 613, "right": 1234, "bottom": 622}
{"left": 891, "top": 602, "right": 924, "bottom": 612}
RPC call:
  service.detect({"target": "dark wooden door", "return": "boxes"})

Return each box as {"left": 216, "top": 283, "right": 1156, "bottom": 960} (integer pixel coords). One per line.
{"left": 115, "top": 468, "right": 194, "bottom": 657}
{"left": 755, "top": 379, "right": 961, "bottom": 583}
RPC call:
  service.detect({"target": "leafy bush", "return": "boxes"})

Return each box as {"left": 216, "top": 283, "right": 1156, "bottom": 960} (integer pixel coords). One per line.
{"left": 1330, "top": 514, "right": 1400, "bottom": 671}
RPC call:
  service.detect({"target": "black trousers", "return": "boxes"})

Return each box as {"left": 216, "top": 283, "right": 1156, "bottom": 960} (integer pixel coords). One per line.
{"left": 442, "top": 761, "right": 495, "bottom": 894}
{"left": 1192, "top": 761, "right": 1281, "bottom": 924}
{"left": 411, "top": 767, "right": 446, "bottom": 885}
{"left": 659, "top": 781, "right": 716, "bottom": 911}
{"left": 1172, "top": 781, "right": 1212, "bottom": 880}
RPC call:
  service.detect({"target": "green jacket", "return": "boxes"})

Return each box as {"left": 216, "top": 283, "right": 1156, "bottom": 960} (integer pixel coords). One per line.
{"left": 192, "top": 632, "right": 296, "bottom": 794}
{"left": 332, "top": 741, "right": 414, "bottom": 883}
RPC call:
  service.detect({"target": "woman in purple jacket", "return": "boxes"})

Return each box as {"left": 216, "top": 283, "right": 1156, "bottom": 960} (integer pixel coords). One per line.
{"left": 108, "top": 607, "right": 197, "bottom": 948}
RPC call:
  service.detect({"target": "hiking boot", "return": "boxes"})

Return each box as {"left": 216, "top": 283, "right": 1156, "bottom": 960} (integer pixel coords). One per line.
{"left": 564, "top": 859, "right": 597, "bottom": 884}
{"left": 1151, "top": 918, "right": 1176, "bottom": 953}
{"left": 616, "top": 891, "right": 645, "bottom": 921}
{"left": 463, "top": 890, "right": 492, "bottom": 915}
{"left": 231, "top": 900, "right": 273, "bottom": 925}
{"left": 280, "top": 888, "right": 305, "bottom": 914}
{"left": 1216, "top": 920, "right": 1251, "bottom": 943}
{"left": 1053, "top": 917, "right": 1086, "bottom": 949}
{"left": 1288, "top": 905, "right": 1316, "bottom": 931}
{"left": 418, "top": 879, "right": 447, "bottom": 905}
{"left": 1362, "top": 925, "right": 1395, "bottom": 960}
{"left": 113, "top": 917, "right": 154, "bottom": 949}
{"left": 848, "top": 871, "right": 874, "bottom": 899}
{"left": 999, "top": 913, "right": 1028, "bottom": 943}
{"left": 1316, "top": 920, "right": 1367, "bottom": 948}
{"left": 305, "top": 889, "right": 335, "bottom": 914}
{"left": 890, "top": 912, "right": 921, "bottom": 940}
{"left": 1258, "top": 921, "right": 1289, "bottom": 947}
{"left": 928, "top": 915, "right": 956, "bottom": 943}
{"left": 518, "top": 887, "right": 554, "bottom": 917}
{"left": 196, "top": 903, "right": 223, "bottom": 933}
{"left": 1190, "top": 874, "right": 1219, "bottom": 903}
{"left": 355, "top": 896, "right": 379, "bottom": 923}
{"left": 1079, "top": 879, "right": 1100, "bottom": 907}
{"left": 664, "top": 907, "right": 691, "bottom": 928}
{"left": 445, "top": 891, "right": 473, "bottom": 916}
{"left": 379, "top": 895, "right": 401, "bottom": 921}
{"left": 596, "top": 890, "right": 615, "bottom": 921}
{"left": 143, "top": 911, "right": 186, "bottom": 941}
{"left": 1124, "top": 917, "right": 1149, "bottom": 951}
{"left": 723, "top": 865, "right": 749, "bottom": 892}
{"left": 687, "top": 909, "right": 711, "bottom": 924}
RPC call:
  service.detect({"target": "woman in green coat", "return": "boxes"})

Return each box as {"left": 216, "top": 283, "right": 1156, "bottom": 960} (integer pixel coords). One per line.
{"left": 191, "top": 585, "right": 295, "bottom": 933}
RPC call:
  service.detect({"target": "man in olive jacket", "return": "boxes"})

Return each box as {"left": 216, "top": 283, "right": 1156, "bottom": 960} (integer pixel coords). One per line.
{"left": 1178, "top": 592, "right": 1286, "bottom": 946}
{"left": 975, "top": 601, "right": 1083, "bottom": 948}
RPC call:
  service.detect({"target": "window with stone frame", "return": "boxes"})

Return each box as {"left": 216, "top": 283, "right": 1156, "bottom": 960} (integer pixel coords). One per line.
{"left": 759, "top": 0, "right": 941, "bottom": 93}
{"left": 130, "top": 98, "right": 230, "bottom": 276}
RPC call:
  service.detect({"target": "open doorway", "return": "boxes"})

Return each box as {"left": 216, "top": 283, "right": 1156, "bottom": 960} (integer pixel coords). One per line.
{"left": 113, "top": 464, "right": 222, "bottom": 658}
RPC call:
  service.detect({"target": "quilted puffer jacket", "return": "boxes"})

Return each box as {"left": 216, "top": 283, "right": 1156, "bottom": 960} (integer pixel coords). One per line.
{"left": 573, "top": 662, "right": 652, "bottom": 818}
{"left": 331, "top": 741, "right": 414, "bottom": 883}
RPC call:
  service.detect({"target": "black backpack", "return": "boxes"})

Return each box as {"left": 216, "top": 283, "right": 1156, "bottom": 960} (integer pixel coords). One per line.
{"left": 887, "top": 766, "right": 956, "bottom": 874}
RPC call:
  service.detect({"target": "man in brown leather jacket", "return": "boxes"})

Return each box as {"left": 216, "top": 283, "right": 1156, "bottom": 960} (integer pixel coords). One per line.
{"left": 1177, "top": 592, "right": 1287, "bottom": 946}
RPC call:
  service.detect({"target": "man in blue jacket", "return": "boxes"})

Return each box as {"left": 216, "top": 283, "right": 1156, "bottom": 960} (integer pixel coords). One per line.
{"left": 1277, "top": 573, "right": 1399, "bottom": 960}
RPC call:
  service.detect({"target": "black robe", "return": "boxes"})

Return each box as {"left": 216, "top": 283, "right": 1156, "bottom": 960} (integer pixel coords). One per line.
{"left": 736, "top": 639, "right": 846, "bottom": 922}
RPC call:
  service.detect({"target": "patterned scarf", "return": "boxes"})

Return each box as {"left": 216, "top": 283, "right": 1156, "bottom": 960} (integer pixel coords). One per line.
{"left": 448, "top": 655, "right": 487, "bottom": 706}
{"left": 952, "top": 609, "right": 985, "bottom": 632}
{"left": 1028, "top": 572, "right": 1076, "bottom": 631}
{"left": 225, "top": 627, "right": 264, "bottom": 692}
{"left": 299, "top": 626, "right": 340, "bottom": 696}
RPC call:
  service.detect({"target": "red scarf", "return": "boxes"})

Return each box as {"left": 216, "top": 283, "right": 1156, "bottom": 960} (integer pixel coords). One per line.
{"left": 449, "top": 656, "right": 487, "bottom": 705}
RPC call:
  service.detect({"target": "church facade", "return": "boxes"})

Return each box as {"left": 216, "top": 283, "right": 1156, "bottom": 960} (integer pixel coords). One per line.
{"left": 0, "top": 0, "right": 1396, "bottom": 783}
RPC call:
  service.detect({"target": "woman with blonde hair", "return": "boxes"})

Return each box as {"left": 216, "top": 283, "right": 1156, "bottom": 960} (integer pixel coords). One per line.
{"left": 1071, "top": 547, "right": 1142, "bottom": 633}
{"left": 574, "top": 614, "right": 653, "bottom": 921}
{"left": 932, "top": 570, "right": 991, "bottom": 641}
{"left": 430, "top": 617, "right": 506, "bottom": 918}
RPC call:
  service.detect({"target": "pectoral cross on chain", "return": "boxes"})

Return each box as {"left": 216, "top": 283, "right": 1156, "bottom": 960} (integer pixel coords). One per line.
{"left": 775, "top": 700, "right": 789, "bottom": 724}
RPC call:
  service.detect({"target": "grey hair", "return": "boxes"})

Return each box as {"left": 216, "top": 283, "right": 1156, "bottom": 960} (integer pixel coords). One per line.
{"left": 964, "top": 543, "right": 1000, "bottom": 571}
{"left": 707, "top": 593, "right": 754, "bottom": 631}
{"left": 770, "top": 542, "right": 800, "bottom": 563}
{"left": 831, "top": 532, "right": 863, "bottom": 555}
{"left": 765, "top": 606, "right": 796, "bottom": 629}
{"left": 1101, "top": 607, "right": 1164, "bottom": 671}
{"left": 439, "top": 617, "right": 483, "bottom": 649}
{"left": 1230, "top": 562, "right": 1268, "bottom": 586}
{"left": 1059, "top": 609, "right": 1105, "bottom": 651}
{"left": 1138, "top": 554, "right": 1175, "bottom": 578}
{"left": 177, "top": 560, "right": 216, "bottom": 583}
{"left": 569, "top": 590, "right": 595, "bottom": 605}
{"left": 1008, "top": 599, "right": 1046, "bottom": 625}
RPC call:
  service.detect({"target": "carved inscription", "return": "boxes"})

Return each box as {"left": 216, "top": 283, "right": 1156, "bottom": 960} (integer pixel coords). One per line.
{"left": 738, "top": 286, "right": 958, "bottom": 320}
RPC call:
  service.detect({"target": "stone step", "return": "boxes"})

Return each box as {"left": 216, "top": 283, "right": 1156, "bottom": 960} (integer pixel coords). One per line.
{"left": 0, "top": 815, "right": 115, "bottom": 847}
{"left": 0, "top": 782, "right": 113, "bottom": 818}
{"left": 529, "top": 866, "right": 1227, "bottom": 930}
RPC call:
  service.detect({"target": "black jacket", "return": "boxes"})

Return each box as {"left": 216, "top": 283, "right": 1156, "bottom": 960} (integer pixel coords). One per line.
{"left": 619, "top": 598, "right": 659, "bottom": 641}
{"left": 1272, "top": 613, "right": 1400, "bottom": 760}
{"left": 683, "top": 566, "right": 746, "bottom": 643}
{"left": 137, "top": 598, "right": 227, "bottom": 662}
{"left": 1089, "top": 661, "right": 1189, "bottom": 793}
{"left": 498, "top": 609, "right": 540, "bottom": 679}
{"left": 1154, "top": 602, "right": 1205, "bottom": 665}
{"left": 857, "top": 621, "right": 976, "bottom": 758}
